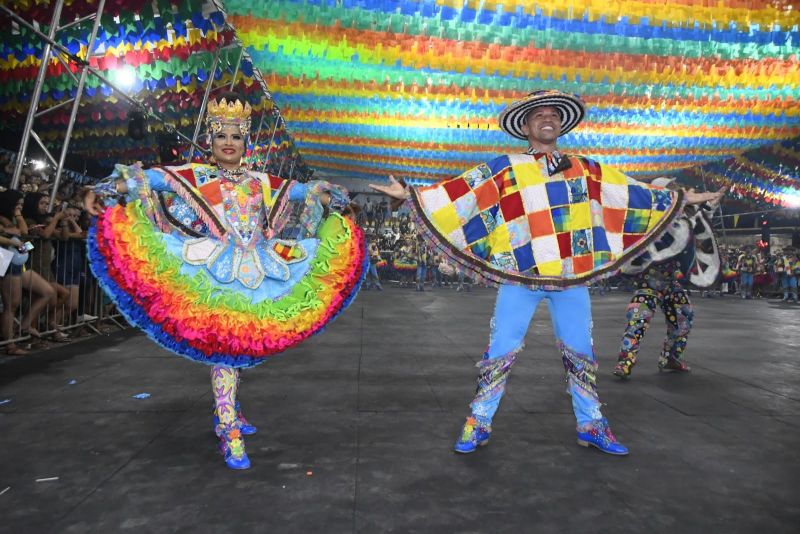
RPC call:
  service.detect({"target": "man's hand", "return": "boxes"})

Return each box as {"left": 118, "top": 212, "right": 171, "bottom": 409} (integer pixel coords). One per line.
{"left": 369, "top": 175, "right": 410, "bottom": 201}
{"left": 684, "top": 186, "right": 727, "bottom": 206}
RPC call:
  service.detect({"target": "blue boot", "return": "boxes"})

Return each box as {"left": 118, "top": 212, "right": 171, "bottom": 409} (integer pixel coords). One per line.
{"left": 212, "top": 401, "right": 257, "bottom": 435}
{"left": 235, "top": 401, "right": 257, "bottom": 435}
{"left": 576, "top": 418, "right": 629, "bottom": 456}
{"left": 453, "top": 416, "right": 491, "bottom": 454}
{"left": 217, "top": 426, "right": 251, "bottom": 470}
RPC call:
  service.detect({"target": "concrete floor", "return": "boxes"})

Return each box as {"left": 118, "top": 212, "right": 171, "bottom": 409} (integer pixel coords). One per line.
{"left": 0, "top": 287, "right": 798, "bottom": 533}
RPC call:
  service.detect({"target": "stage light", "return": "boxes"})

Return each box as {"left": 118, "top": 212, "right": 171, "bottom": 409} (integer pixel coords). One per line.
{"left": 158, "top": 132, "right": 182, "bottom": 163}
{"left": 114, "top": 65, "right": 137, "bottom": 90}
{"left": 127, "top": 110, "right": 147, "bottom": 140}
{"left": 783, "top": 193, "right": 800, "bottom": 209}
{"left": 31, "top": 159, "right": 46, "bottom": 170}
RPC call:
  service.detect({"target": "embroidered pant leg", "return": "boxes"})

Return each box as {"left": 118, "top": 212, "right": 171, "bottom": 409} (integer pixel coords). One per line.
{"left": 546, "top": 286, "right": 604, "bottom": 428}
{"left": 617, "top": 290, "right": 659, "bottom": 368}
{"left": 660, "top": 287, "right": 694, "bottom": 364}
{"left": 468, "top": 284, "right": 542, "bottom": 426}
{"left": 211, "top": 365, "right": 239, "bottom": 435}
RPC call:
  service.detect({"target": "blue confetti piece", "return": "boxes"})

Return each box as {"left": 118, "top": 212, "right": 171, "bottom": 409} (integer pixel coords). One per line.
{"left": 132, "top": 393, "right": 151, "bottom": 399}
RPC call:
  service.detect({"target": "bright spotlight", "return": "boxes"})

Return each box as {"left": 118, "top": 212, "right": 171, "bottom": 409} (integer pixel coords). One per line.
{"left": 31, "top": 159, "right": 46, "bottom": 170}
{"left": 114, "top": 65, "right": 137, "bottom": 90}
{"left": 784, "top": 194, "right": 800, "bottom": 209}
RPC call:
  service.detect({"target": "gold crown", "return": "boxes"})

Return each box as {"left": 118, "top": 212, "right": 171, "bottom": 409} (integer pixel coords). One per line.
{"left": 206, "top": 97, "right": 252, "bottom": 136}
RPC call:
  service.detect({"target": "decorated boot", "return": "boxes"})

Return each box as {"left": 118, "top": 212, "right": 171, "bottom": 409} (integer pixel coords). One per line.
{"left": 658, "top": 357, "right": 691, "bottom": 373}
{"left": 217, "top": 425, "right": 251, "bottom": 470}
{"left": 576, "top": 418, "right": 629, "bottom": 456}
{"left": 612, "top": 359, "right": 634, "bottom": 380}
{"left": 212, "top": 401, "right": 257, "bottom": 435}
{"left": 453, "top": 416, "right": 491, "bottom": 454}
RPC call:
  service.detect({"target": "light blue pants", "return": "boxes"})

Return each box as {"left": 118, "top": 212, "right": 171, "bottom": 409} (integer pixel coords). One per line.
{"left": 365, "top": 263, "right": 382, "bottom": 288}
{"left": 416, "top": 265, "right": 427, "bottom": 287}
{"left": 740, "top": 272, "right": 754, "bottom": 296}
{"left": 470, "top": 284, "right": 603, "bottom": 428}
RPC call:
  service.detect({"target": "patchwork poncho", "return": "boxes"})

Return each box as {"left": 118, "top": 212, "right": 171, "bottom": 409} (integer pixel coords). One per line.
{"left": 410, "top": 153, "right": 684, "bottom": 288}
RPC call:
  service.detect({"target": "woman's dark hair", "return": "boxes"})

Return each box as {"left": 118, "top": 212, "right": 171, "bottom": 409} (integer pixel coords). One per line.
{"left": 0, "top": 189, "right": 24, "bottom": 220}
{"left": 22, "top": 191, "right": 48, "bottom": 224}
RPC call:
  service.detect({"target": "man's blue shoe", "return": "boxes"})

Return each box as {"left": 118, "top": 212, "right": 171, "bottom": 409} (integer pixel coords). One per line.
{"left": 453, "top": 416, "right": 491, "bottom": 454}
{"left": 576, "top": 418, "right": 629, "bottom": 456}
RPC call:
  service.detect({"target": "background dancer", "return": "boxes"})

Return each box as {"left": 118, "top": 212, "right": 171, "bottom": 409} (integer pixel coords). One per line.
{"left": 614, "top": 179, "right": 723, "bottom": 379}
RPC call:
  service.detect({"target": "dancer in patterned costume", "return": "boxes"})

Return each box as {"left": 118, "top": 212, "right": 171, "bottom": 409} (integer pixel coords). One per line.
{"left": 614, "top": 180, "right": 722, "bottom": 379}
{"left": 84, "top": 93, "right": 366, "bottom": 469}
{"left": 371, "top": 90, "right": 724, "bottom": 456}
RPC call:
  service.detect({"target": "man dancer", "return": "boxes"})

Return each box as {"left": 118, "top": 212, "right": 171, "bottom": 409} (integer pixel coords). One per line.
{"left": 371, "top": 90, "right": 724, "bottom": 456}
{"left": 614, "top": 181, "right": 722, "bottom": 379}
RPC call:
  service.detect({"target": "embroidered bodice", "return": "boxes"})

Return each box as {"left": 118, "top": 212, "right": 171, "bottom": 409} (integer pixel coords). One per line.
{"left": 218, "top": 170, "right": 265, "bottom": 247}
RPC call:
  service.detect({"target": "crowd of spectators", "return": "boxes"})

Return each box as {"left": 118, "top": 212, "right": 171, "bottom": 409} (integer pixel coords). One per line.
{"left": 0, "top": 151, "right": 109, "bottom": 356}
{"left": 351, "top": 194, "right": 800, "bottom": 302}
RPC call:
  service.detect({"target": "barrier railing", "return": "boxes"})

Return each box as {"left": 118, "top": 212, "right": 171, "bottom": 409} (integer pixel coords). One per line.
{"left": 0, "top": 234, "right": 128, "bottom": 351}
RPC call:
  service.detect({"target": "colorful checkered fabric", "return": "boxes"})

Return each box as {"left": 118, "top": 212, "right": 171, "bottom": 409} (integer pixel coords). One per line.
{"left": 410, "top": 153, "right": 682, "bottom": 287}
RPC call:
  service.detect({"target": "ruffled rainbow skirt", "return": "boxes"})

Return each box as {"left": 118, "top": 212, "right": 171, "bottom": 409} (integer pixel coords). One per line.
{"left": 88, "top": 201, "right": 366, "bottom": 368}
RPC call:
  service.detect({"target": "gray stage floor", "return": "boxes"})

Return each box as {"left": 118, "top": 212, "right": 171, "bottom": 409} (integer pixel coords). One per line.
{"left": 1, "top": 287, "right": 798, "bottom": 533}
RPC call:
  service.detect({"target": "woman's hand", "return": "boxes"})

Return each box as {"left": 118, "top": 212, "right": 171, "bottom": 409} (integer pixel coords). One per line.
{"left": 369, "top": 175, "right": 410, "bottom": 201}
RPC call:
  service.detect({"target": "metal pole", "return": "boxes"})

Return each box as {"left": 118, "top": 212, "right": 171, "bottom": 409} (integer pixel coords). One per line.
{"left": 0, "top": 4, "right": 209, "bottom": 157}
{"left": 228, "top": 46, "right": 244, "bottom": 90}
{"left": 49, "top": 0, "right": 107, "bottom": 211}
{"left": 701, "top": 166, "right": 727, "bottom": 239}
{"left": 251, "top": 111, "right": 266, "bottom": 147}
{"left": 191, "top": 50, "right": 221, "bottom": 150}
{"left": 276, "top": 153, "right": 287, "bottom": 178}
{"left": 288, "top": 157, "right": 296, "bottom": 180}
{"left": 10, "top": 0, "right": 66, "bottom": 190}
{"left": 260, "top": 114, "right": 280, "bottom": 173}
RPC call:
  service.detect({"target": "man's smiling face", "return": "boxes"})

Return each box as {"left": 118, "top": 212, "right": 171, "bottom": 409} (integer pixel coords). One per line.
{"left": 521, "top": 105, "right": 562, "bottom": 146}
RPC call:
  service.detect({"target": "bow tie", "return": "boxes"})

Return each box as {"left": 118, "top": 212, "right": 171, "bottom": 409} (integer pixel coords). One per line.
{"left": 527, "top": 149, "right": 572, "bottom": 176}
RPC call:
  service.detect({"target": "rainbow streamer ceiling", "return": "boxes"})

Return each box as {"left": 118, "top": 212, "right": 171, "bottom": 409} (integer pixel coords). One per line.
{"left": 672, "top": 135, "right": 800, "bottom": 208}
{"left": 224, "top": 0, "right": 800, "bottom": 193}
{"left": 2, "top": 1, "right": 800, "bottom": 206}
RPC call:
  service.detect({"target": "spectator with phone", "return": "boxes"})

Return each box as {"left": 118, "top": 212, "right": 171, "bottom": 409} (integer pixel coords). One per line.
{"left": 21, "top": 192, "right": 70, "bottom": 341}
{"left": 0, "top": 190, "right": 56, "bottom": 353}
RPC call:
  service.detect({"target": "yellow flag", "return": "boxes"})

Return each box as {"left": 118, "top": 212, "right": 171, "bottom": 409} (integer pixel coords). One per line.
{"left": 733, "top": 215, "right": 740, "bottom": 228}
